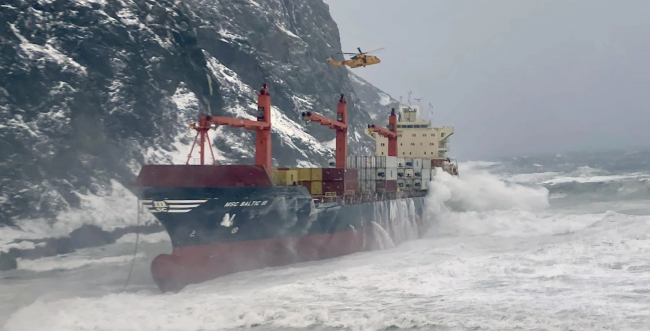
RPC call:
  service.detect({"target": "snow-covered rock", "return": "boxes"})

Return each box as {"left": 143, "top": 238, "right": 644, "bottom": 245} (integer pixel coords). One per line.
{"left": 0, "top": 0, "right": 398, "bottom": 254}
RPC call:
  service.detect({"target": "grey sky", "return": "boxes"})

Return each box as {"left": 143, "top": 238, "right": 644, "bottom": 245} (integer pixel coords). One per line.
{"left": 324, "top": 0, "right": 650, "bottom": 160}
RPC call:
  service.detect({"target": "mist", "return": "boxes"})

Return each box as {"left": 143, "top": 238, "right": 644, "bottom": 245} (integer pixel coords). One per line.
{"left": 324, "top": 0, "right": 650, "bottom": 160}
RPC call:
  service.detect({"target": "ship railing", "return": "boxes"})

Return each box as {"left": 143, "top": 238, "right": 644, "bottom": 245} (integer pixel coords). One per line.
{"left": 186, "top": 157, "right": 203, "bottom": 165}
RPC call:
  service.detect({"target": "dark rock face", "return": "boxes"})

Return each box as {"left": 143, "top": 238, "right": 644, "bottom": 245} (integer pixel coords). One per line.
{"left": 0, "top": 0, "right": 398, "bottom": 254}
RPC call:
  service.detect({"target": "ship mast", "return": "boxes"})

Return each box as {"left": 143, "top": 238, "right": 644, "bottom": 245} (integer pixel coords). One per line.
{"left": 368, "top": 108, "right": 398, "bottom": 156}
{"left": 187, "top": 84, "right": 273, "bottom": 170}
{"left": 301, "top": 94, "right": 348, "bottom": 168}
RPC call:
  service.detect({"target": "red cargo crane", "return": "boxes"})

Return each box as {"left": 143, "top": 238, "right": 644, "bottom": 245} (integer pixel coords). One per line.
{"left": 301, "top": 94, "right": 348, "bottom": 168}
{"left": 187, "top": 83, "right": 272, "bottom": 170}
{"left": 368, "top": 108, "right": 398, "bottom": 156}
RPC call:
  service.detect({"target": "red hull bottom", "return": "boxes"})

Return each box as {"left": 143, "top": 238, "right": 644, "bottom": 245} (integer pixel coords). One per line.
{"left": 151, "top": 226, "right": 385, "bottom": 292}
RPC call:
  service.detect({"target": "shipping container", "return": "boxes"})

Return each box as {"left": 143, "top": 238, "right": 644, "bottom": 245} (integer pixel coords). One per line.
{"left": 387, "top": 156, "right": 398, "bottom": 168}
{"left": 311, "top": 168, "right": 323, "bottom": 181}
{"left": 365, "top": 168, "right": 376, "bottom": 181}
{"left": 323, "top": 181, "right": 358, "bottom": 196}
{"left": 375, "top": 156, "right": 385, "bottom": 168}
{"left": 397, "top": 179, "right": 406, "bottom": 189}
{"left": 346, "top": 156, "right": 356, "bottom": 168}
{"left": 346, "top": 181, "right": 359, "bottom": 194}
{"left": 405, "top": 169, "right": 414, "bottom": 178}
{"left": 376, "top": 180, "right": 398, "bottom": 192}
{"left": 397, "top": 168, "right": 405, "bottom": 179}
{"left": 359, "top": 168, "right": 367, "bottom": 181}
{"left": 297, "top": 168, "right": 312, "bottom": 181}
{"left": 311, "top": 181, "right": 323, "bottom": 195}
{"left": 422, "top": 179, "right": 429, "bottom": 190}
{"left": 377, "top": 168, "right": 398, "bottom": 181}
{"left": 405, "top": 179, "right": 414, "bottom": 189}
{"left": 276, "top": 170, "right": 298, "bottom": 185}
{"left": 323, "top": 168, "right": 358, "bottom": 181}
{"left": 405, "top": 158, "right": 414, "bottom": 167}
{"left": 361, "top": 180, "right": 376, "bottom": 193}
{"left": 364, "top": 156, "right": 372, "bottom": 168}
{"left": 413, "top": 169, "right": 422, "bottom": 178}
{"left": 422, "top": 168, "right": 432, "bottom": 181}
{"left": 345, "top": 168, "right": 359, "bottom": 182}
{"left": 355, "top": 156, "right": 362, "bottom": 168}
{"left": 413, "top": 158, "right": 423, "bottom": 169}
{"left": 414, "top": 179, "right": 422, "bottom": 190}
{"left": 422, "top": 160, "right": 432, "bottom": 169}
{"left": 327, "top": 158, "right": 335, "bottom": 167}
{"left": 386, "top": 168, "right": 398, "bottom": 180}
{"left": 369, "top": 156, "right": 377, "bottom": 168}
{"left": 397, "top": 158, "right": 405, "bottom": 168}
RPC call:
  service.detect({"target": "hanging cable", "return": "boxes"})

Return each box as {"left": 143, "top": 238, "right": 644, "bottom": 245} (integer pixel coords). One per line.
{"left": 121, "top": 194, "right": 142, "bottom": 292}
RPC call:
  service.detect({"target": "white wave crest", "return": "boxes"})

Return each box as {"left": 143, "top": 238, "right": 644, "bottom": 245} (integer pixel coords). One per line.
{"left": 422, "top": 167, "right": 605, "bottom": 238}
{"left": 427, "top": 167, "right": 550, "bottom": 214}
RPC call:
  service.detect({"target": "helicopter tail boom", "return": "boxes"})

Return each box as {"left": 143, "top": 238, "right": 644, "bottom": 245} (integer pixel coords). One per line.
{"left": 327, "top": 58, "right": 344, "bottom": 66}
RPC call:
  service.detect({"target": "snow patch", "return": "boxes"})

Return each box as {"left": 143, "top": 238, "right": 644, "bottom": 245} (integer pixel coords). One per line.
{"left": 276, "top": 23, "right": 300, "bottom": 39}
{"left": 203, "top": 51, "right": 333, "bottom": 160}
{"left": 0, "top": 180, "right": 157, "bottom": 251}
{"left": 9, "top": 24, "right": 87, "bottom": 76}
{"left": 379, "top": 93, "right": 391, "bottom": 106}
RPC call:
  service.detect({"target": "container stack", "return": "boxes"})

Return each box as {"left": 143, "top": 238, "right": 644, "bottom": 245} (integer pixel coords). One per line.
{"left": 323, "top": 168, "right": 359, "bottom": 196}
{"left": 273, "top": 168, "right": 325, "bottom": 195}
{"left": 375, "top": 156, "right": 398, "bottom": 193}
{"left": 345, "top": 155, "right": 398, "bottom": 193}
{"left": 396, "top": 157, "right": 431, "bottom": 191}
{"left": 422, "top": 158, "right": 432, "bottom": 190}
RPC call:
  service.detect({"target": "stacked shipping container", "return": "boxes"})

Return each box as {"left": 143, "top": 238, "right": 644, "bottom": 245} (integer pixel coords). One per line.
{"left": 274, "top": 167, "right": 358, "bottom": 196}
{"left": 272, "top": 157, "right": 445, "bottom": 197}
{"left": 346, "top": 156, "right": 399, "bottom": 193}
{"left": 396, "top": 157, "right": 435, "bottom": 191}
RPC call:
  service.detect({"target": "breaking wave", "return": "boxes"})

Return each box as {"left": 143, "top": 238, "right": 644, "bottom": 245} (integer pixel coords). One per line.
{"left": 423, "top": 165, "right": 604, "bottom": 238}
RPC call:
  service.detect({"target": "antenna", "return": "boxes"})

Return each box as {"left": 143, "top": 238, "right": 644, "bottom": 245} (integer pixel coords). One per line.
{"left": 413, "top": 97, "right": 422, "bottom": 121}
{"left": 407, "top": 91, "right": 412, "bottom": 107}
{"left": 428, "top": 103, "right": 434, "bottom": 123}
{"left": 414, "top": 97, "right": 422, "bottom": 110}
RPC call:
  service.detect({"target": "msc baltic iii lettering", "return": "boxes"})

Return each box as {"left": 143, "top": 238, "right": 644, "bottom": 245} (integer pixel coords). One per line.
{"left": 134, "top": 83, "right": 457, "bottom": 292}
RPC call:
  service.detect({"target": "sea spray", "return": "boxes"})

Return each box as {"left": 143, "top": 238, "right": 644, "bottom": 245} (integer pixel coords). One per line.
{"left": 424, "top": 166, "right": 555, "bottom": 237}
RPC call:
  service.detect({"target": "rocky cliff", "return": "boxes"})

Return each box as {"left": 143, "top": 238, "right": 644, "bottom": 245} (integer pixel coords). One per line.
{"left": 0, "top": 0, "right": 398, "bottom": 259}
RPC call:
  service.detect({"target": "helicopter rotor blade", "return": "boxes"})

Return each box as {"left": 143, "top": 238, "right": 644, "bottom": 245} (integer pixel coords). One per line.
{"left": 361, "top": 47, "right": 385, "bottom": 54}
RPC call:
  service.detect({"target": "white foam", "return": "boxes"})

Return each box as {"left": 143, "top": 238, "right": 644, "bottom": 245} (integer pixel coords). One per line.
{"left": 114, "top": 232, "right": 169, "bottom": 244}
{"left": 17, "top": 252, "right": 146, "bottom": 272}
{"left": 5, "top": 210, "right": 648, "bottom": 331}
{"left": 427, "top": 167, "right": 550, "bottom": 213}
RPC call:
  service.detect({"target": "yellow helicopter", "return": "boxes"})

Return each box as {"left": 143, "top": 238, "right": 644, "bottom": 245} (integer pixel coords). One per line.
{"left": 327, "top": 47, "right": 384, "bottom": 68}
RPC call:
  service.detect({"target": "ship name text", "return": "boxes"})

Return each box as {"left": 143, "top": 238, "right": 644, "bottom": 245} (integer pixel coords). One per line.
{"left": 224, "top": 200, "right": 269, "bottom": 207}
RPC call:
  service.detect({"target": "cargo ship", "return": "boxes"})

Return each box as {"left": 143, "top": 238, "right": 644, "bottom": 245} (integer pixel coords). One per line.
{"left": 134, "top": 83, "right": 457, "bottom": 292}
